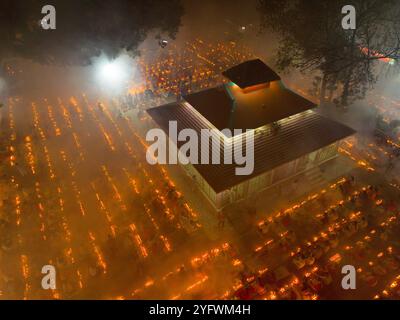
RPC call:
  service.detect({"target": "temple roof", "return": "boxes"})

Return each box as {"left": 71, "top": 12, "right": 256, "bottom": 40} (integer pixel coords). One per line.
{"left": 222, "top": 59, "right": 281, "bottom": 88}
{"left": 146, "top": 59, "right": 354, "bottom": 192}
{"left": 147, "top": 102, "right": 355, "bottom": 193}
{"left": 183, "top": 81, "right": 316, "bottom": 133}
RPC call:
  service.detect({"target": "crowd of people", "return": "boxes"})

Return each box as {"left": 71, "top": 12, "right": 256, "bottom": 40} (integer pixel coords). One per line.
{"left": 2, "top": 39, "right": 400, "bottom": 300}
{"left": 116, "top": 39, "right": 255, "bottom": 115}
{"left": 225, "top": 176, "right": 400, "bottom": 299}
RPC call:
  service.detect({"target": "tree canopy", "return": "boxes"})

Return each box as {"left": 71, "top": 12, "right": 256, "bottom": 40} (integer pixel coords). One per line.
{"left": 0, "top": 0, "right": 184, "bottom": 65}
{"left": 258, "top": 0, "right": 400, "bottom": 106}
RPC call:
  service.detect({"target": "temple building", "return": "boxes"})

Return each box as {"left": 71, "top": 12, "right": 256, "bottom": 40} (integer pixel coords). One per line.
{"left": 147, "top": 59, "right": 355, "bottom": 210}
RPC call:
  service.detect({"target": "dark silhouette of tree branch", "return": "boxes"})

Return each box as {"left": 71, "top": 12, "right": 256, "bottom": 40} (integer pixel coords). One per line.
{"left": 0, "top": 0, "right": 184, "bottom": 66}
{"left": 258, "top": 0, "right": 400, "bottom": 107}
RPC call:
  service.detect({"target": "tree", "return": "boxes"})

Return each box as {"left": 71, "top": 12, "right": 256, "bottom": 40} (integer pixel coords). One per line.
{"left": 258, "top": 0, "right": 400, "bottom": 107}
{"left": 0, "top": 0, "right": 184, "bottom": 66}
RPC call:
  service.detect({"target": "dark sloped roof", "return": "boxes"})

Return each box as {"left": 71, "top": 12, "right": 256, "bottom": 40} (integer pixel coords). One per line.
{"left": 222, "top": 59, "right": 281, "bottom": 88}
{"left": 183, "top": 86, "right": 233, "bottom": 130}
{"left": 147, "top": 103, "right": 355, "bottom": 193}
{"left": 183, "top": 81, "right": 316, "bottom": 133}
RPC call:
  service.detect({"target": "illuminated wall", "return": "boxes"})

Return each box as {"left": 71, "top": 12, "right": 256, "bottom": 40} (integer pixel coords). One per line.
{"left": 212, "top": 141, "right": 340, "bottom": 210}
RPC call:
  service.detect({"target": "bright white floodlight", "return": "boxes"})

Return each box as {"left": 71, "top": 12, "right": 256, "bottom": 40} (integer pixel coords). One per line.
{"left": 97, "top": 58, "right": 128, "bottom": 86}
{"left": 100, "top": 61, "right": 123, "bottom": 82}
{"left": 94, "top": 54, "right": 136, "bottom": 94}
